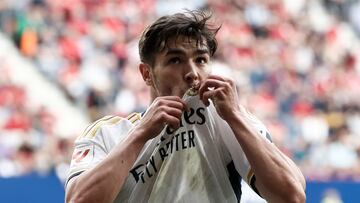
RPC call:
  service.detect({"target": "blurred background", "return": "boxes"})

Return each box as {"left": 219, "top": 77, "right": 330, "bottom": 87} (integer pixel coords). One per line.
{"left": 0, "top": 0, "right": 359, "bottom": 202}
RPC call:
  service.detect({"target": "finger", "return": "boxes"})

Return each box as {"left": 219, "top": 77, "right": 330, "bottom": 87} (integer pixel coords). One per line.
{"left": 160, "top": 113, "right": 182, "bottom": 129}
{"left": 207, "top": 75, "right": 235, "bottom": 89}
{"left": 163, "top": 96, "right": 188, "bottom": 110}
{"left": 199, "top": 79, "right": 226, "bottom": 100}
{"left": 163, "top": 100, "right": 186, "bottom": 110}
{"left": 171, "top": 97, "right": 189, "bottom": 111}
{"left": 156, "top": 98, "right": 188, "bottom": 111}
{"left": 201, "top": 90, "right": 217, "bottom": 106}
{"left": 161, "top": 96, "right": 183, "bottom": 101}
{"left": 201, "top": 79, "right": 225, "bottom": 88}
{"left": 162, "top": 106, "right": 183, "bottom": 119}
{"left": 206, "top": 75, "right": 226, "bottom": 81}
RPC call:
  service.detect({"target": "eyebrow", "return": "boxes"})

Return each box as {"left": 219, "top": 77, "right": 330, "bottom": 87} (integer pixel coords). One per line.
{"left": 165, "top": 48, "right": 210, "bottom": 56}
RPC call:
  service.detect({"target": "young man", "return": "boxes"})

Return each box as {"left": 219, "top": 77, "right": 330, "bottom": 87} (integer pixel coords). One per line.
{"left": 65, "top": 10, "right": 306, "bottom": 203}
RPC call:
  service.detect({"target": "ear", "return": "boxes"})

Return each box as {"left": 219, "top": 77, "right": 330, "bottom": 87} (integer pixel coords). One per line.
{"left": 139, "top": 63, "right": 152, "bottom": 86}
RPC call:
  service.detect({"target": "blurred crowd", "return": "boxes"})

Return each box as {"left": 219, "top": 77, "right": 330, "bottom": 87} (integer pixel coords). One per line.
{"left": 0, "top": 0, "right": 359, "bottom": 182}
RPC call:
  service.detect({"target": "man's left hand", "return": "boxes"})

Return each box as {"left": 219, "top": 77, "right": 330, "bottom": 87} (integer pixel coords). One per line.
{"left": 198, "top": 75, "right": 240, "bottom": 121}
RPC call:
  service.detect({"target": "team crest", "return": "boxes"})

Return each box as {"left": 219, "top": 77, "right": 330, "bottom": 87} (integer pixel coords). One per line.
{"left": 186, "top": 86, "right": 198, "bottom": 96}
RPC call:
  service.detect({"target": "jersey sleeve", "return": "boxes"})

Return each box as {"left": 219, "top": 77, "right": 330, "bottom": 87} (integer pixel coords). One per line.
{"left": 65, "top": 115, "right": 134, "bottom": 187}
{"left": 211, "top": 106, "right": 273, "bottom": 188}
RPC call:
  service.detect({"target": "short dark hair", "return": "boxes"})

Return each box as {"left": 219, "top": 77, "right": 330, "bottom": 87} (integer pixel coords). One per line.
{"left": 139, "top": 10, "right": 220, "bottom": 67}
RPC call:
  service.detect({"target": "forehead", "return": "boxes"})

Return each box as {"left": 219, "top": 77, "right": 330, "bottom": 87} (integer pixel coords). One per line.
{"left": 161, "top": 35, "right": 209, "bottom": 53}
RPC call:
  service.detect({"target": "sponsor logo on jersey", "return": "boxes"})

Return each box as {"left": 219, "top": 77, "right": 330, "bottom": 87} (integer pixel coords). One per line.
{"left": 129, "top": 107, "right": 206, "bottom": 184}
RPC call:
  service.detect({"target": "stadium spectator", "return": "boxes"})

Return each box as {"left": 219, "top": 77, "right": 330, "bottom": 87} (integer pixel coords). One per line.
{"left": 0, "top": 0, "right": 359, "bottom": 181}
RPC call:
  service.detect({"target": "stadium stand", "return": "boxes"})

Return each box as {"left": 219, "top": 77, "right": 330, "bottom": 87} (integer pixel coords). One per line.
{"left": 0, "top": 0, "right": 359, "bottom": 194}
{"left": 0, "top": 31, "right": 88, "bottom": 180}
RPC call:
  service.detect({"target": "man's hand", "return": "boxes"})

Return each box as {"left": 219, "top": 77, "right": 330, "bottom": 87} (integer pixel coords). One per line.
{"left": 135, "top": 96, "right": 187, "bottom": 142}
{"left": 65, "top": 97, "right": 187, "bottom": 203}
{"left": 199, "top": 75, "right": 240, "bottom": 121}
{"left": 199, "top": 77, "right": 306, "bottom": 203}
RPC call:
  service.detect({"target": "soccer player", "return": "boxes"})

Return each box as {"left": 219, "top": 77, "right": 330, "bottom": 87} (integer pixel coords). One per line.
{"left": 65, "top": 10, "right": 306, "bottom": 203}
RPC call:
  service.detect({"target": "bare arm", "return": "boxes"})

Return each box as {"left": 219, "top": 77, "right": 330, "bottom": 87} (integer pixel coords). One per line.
{"left": 226, "top": 112, "right": 306, "bottom": 203}
{"left": 65, "top": 96, "right": 186, "bottom": 203}
{"left": 66, "top": 129, "right": 147, "bottom": 203}
{"left": 199, "top": 75, "right": 306, "bottom": 203}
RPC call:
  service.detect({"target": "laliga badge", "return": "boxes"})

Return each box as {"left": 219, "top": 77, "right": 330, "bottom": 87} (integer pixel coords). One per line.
{"left": 71, "top": 145, "right": 93, "bottom": 164}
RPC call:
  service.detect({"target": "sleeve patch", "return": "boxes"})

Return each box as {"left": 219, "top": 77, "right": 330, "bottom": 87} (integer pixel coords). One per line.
{"left": 71, "top": 145, "right": 94, "bottom": 165}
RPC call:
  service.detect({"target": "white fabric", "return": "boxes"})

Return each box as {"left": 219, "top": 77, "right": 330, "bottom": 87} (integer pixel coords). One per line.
{"left": 66, "top": 93, "right": 271, "bottom": 203}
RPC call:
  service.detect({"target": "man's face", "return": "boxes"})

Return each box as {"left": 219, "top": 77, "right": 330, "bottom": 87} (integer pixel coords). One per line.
{"left": 148, "top": 36, "right": 211, "bottom": 98}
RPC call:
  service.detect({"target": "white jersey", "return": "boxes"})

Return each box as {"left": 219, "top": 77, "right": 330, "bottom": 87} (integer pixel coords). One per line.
{"left": 66, "top": 93, "right": 272, "bottom": 202}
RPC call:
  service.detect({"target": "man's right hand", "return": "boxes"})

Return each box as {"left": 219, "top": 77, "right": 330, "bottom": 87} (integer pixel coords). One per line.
{"left": 65, "top": 97, "right": 187, "bottom": 203}
{"left": 134, "top": 96, "right": 187, "bottom": 142}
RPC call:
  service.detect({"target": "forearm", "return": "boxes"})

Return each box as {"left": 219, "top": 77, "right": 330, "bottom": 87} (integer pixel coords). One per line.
{"left": 226, "top": 112, "right": 305, "bottom": 203}
{"left": 66, "top": 129, "right": 146, "bottom": 203}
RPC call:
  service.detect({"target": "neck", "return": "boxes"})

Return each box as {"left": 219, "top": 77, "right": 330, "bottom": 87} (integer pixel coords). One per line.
{"left": 150, "top": 89, "right": 158, "bottom": 102}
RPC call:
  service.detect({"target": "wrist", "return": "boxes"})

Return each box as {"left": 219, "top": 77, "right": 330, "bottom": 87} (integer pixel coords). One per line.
{"left": 223, "top": 108, "right": 247, "bottom": 129}
{"left": 128, "top": 126, "right": 149, "bottom": 146}
{"left": 222, "top": 106, "right": 242, "bottom": 122}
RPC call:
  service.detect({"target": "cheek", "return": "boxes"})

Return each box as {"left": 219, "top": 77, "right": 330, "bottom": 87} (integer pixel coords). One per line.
{"left": 155, "top": 71, "right": 181, "bottom": 88}
{"left": 161, "top": 70, "right": 182, "bottom": 81}
{"left": 199, "top": 67, "right": 211, "bottom": 80}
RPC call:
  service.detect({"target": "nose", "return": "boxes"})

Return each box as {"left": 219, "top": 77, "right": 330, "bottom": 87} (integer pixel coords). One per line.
{"left": 184, "top": 63, "right": 199, "bottom": 85}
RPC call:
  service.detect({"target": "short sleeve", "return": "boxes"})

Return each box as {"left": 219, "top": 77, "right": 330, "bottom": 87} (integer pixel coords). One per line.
{"left": 65, "top": 115, "right": 132, "bottom": 187}
{"left": 210, "top": 105, "right": 272, "bottom": 186}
